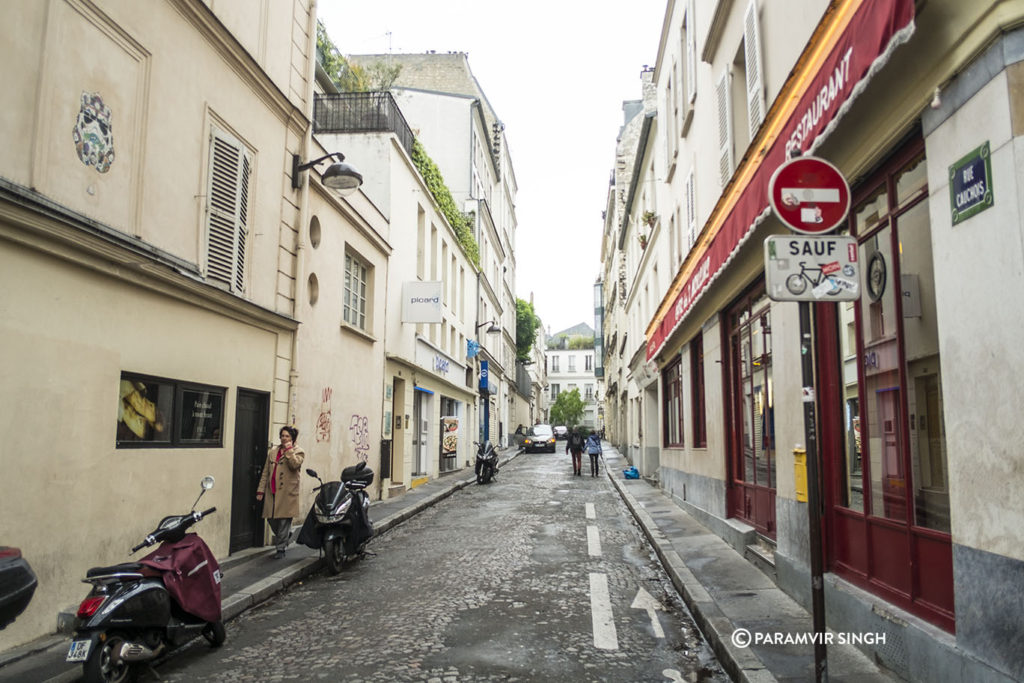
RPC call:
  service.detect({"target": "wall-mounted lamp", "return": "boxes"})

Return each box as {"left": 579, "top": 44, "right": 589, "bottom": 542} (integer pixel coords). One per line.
{"left": 930, "top": 86, "right": 942, "bottom": 110}
{"left": 292, "top": 152, "right": 363, "bottom": 195}
{"left": 476, "top": 320, "right": 500, "bottom": 334}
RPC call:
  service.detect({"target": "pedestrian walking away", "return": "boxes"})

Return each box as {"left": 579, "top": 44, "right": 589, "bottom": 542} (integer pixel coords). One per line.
{"left": 566, "top": 428, "right": 585, "bottom": 476}
{"left": 585, "top": 430, "right": 602, "bottom": 476}
{"left": 256, "top": 425, "right": 305, "bottom": 558}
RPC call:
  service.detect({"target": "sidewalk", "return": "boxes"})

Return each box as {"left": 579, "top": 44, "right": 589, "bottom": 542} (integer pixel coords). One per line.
{"left": 601, "top": 443, "right": 897, "bottom": 682}
{"left": 0, "top": 445, "right": 523, "bottom": 683}
{"left": 2, "top": 442, "right": 897, "bottom": 682}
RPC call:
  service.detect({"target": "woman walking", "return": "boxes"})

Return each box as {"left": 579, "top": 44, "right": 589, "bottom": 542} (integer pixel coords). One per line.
{"left": 256, "top": 426, "right": 305, "bottom": 558}
{"left": 585, "top": 430, "right": 603, "bottom": 477}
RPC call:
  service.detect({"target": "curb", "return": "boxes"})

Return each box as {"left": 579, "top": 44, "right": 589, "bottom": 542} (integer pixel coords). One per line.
{"left": 606, "top": 461, "right": 776, "bottom": 683}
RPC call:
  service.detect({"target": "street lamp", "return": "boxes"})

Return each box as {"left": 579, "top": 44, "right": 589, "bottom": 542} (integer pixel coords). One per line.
{"left": 476, "top": 320, "right": 500, "bottom": 334}
{"left": 292, "top": 152, "right": 363, "bottom": 195}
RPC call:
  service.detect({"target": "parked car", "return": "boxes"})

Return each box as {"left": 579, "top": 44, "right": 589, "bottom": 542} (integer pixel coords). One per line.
{"left": 553, "top": 425, "right": 569, "bottom": 440}
{"left": 523, "top": 424, "right": 557, "bottom": 453}
{"left": 0, "top": 546, "right": 37, "bottom": 630}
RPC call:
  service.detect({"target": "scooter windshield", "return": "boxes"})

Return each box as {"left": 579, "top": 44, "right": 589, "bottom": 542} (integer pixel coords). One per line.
{"left": 318, "top": 481, "right": 346, "bottom": 510}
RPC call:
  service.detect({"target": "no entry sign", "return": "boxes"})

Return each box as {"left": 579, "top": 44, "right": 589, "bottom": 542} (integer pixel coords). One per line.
{"left": 768, "top": 157, "right": 851, "bottom": 234}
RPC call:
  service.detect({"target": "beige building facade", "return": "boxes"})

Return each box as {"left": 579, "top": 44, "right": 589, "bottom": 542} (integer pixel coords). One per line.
{"left": 602, "top": 0, "right": 1024, "bottom": 679}
{"left": 0, "top": 0, "right": 389, "bottom": 649}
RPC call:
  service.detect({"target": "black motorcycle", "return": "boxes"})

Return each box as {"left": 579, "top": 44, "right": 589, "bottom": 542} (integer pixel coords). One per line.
{"left": 475, "top": 440, "right": 499, "bottom": 484}
{"left": 68, "top": 476, "right": 224, "bottom": 683}
{"left": 297, "top": 462, "right": 374, "bottom": 574}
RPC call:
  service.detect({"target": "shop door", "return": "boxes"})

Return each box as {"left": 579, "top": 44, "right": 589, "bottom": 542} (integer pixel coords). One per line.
{"left": 412, "top": 390, "right": 431, "bottom": 476}
{"left": 818, "top": 139, "right": 953, "bottom": 632}
{"left": 725, "top": 285, "right": 776, "bottom": 538}
{"left": 230, "top": 389, "right": 268, "bottom": 553}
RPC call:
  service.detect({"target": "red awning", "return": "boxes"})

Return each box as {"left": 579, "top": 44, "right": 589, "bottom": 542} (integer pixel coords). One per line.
{"left": 646, "top": 0, "right": 915, "bottom": 361}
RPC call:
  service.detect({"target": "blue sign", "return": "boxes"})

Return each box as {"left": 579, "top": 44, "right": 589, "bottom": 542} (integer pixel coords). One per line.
{"left": 479, "top": 360, "right": 488, "bottom": 390}
{"left": 467, "top": 339, "right": 480, "bottom": 359}
{"left": 949, "top": 141, "right": 993, "bottom": 225}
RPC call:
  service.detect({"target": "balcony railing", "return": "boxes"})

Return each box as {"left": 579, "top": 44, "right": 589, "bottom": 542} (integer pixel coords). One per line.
{"left": 314, "top": 92, "right": 414, "bottom": 158}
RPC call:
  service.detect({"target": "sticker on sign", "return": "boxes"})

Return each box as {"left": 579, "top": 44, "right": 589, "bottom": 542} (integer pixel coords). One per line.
{"left": 764, "top": 235, "right": 861, "bottom": 302}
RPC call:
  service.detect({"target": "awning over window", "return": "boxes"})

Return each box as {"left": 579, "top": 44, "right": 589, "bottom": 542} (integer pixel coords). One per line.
{"left": 646, "top": 0, "right": 915, "bottom": 361}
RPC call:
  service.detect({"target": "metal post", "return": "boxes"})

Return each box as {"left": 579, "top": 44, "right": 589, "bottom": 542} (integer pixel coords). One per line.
{"left": 799, "top": 301, "right": 828, "bottom": 682}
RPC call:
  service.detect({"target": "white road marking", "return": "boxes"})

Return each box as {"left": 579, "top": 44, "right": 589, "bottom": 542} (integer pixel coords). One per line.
{"left": 631, "top": 586, "right": 665, "bottom": 638}
{"left": 585, "top": 502, "right": 596, "bottom": 519}
{"left": 662, "top": 669, "right": 685, "bottom": 682}
{"left": 587, "top": 525, "right": 602, "bottom": 557}
{"left": 590, "top": 572, "right": 619, "bottom": 650}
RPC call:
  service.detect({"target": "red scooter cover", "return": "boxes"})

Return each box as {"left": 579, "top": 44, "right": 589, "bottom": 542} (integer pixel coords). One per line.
{"left": 138, "top": 533, "right": 222, "bottom": 623}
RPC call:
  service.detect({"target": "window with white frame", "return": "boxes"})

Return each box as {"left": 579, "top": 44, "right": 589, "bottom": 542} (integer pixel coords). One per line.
{"left": 205, "top": 129, "right": 252, "bottom": 294}
{"left": 568, "top": 355, "right": 576, "bottom": 372}
{"left": 344, "top": 251, "right": 369, "bottom": 330}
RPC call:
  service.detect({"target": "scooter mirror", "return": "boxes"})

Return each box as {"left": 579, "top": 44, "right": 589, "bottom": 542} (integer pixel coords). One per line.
{"left": 305, "top": 468, "right": 319, "bottom": 478}
{"left": 201, "top": 476, "right": 215, "bottom": 491}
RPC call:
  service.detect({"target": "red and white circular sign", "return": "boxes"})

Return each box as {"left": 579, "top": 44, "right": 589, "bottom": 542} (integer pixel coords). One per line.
{"left": 768, "top": 156, "right": 851, "bottom": 234}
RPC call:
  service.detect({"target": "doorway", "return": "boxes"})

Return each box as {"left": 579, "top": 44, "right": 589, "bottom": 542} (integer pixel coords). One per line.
{"left": 413, "top": 388, "right": 433, "bottom": 476}
{"left": 230, "top": 389, "right": 269, "bottom": 553}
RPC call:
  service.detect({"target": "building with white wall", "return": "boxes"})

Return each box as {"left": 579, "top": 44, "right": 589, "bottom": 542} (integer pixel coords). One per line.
{"left": 546, "top": 323, "right": 599, "bottom": 429}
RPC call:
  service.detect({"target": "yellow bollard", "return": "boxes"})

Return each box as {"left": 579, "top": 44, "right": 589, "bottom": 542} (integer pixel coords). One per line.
{"left": 793, "top": 447, "right": 808, "bottom": 503}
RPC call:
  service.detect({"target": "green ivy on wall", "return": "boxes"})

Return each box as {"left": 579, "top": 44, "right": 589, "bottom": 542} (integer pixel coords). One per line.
{"left": 411, "top": 139, "right": 480, "bottom": 268}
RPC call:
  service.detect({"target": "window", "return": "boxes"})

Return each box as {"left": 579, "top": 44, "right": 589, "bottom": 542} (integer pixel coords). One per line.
{"left": 344, "top": 251, "right": 369, "bottom": 330}
{"left": 568, "top": 355, "right": 576, "bottom": 372}
{"left": 691, "top": 334, "right": 706, "bottom": 447}
{"left": 585, "top": 384, "right": 594, "bottom": 401}
{"left": 550, "top": 355, "right": 560, "bottom": 373}
{"left": 550, "top": 383, "right": 560, "bottom": 400}
{"left": 206, "top": 129, "right": 252, "bottom": 293}
{"left": 117, "top": 372, "right": 224, "bottom": 448}
{"left": 585, "top": 354, "right": 593, "bottom": 372}
{"left": 662, "top": 356, "right": 684, "bottom": 447}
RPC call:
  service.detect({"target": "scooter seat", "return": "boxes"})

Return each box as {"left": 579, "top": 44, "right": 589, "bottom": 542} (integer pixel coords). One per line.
{"left": 86, "top": 563, "right": 143, "bottom": 578}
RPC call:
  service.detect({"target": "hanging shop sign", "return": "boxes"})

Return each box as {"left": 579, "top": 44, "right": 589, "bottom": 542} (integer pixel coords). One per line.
{"left": 402, "top": 281, "right": 443, "bottom": 323}
{"left": 949, "top": 141, "right": 993, "bottom": 225}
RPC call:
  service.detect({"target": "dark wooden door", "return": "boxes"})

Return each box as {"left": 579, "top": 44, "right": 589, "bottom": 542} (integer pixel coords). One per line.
{"left": 230, "top": 389, "right": 269, "bottom": 553}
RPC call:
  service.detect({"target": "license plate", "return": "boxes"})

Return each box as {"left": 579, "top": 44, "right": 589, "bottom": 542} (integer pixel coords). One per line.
{"left": 66, "top": 639, "right": 91, "bottom": 662}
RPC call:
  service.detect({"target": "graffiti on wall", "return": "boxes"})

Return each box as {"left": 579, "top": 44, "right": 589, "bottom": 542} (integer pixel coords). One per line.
{"left": 316, "top": 387, "right": 332, "bottom": 443}
{"left": 350, "top": 414, "right": 370, "bottom": 462}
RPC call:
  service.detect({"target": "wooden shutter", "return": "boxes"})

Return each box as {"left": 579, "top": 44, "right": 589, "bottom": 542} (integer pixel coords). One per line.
{"left": 685, "top": 0, "right": 697, "bottom": 105}
{"left": 716, "top": 70, "right": 734, "bottom": 188}
{"left": 686, "top": 168, "right": 697, "bottom": 250}
{"left": 206, "top": 130, "right": 251, "bottom": 294}
{"left": 744, "top": 0, "right": 765, "bottom": 138}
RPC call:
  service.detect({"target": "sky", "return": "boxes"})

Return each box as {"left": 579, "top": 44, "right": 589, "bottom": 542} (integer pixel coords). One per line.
{"left": 318, "top": 1, "right": 668, "bottom": 336}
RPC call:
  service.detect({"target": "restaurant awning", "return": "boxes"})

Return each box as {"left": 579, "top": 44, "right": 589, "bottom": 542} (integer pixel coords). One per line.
{"left": 645, "top": 0, "right": 915, "bottom": 361}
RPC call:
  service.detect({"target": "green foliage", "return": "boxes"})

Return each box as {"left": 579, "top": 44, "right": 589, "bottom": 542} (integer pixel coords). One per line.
{"left": 316, "top": 22, "right": 401, "bottom": 92}
{"left": 568, "top": 335, "right": 594, "bottom": 350}
{"left": 549, "top": 388, "right": 585, "bottom": 429}
{"left": 411, "top": 140, "right": 479, "bottom": 267}
{"left": 515, "top": 299, "right": 540, "bottom": 362}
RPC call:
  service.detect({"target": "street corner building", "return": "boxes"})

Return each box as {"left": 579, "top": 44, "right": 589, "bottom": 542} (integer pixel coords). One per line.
{"left": 599, "top": 0, "right": 1024, "bottom": 680}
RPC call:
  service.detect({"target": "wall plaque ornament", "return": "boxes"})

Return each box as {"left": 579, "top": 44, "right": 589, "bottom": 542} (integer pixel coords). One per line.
{"left": 73, "top": 91, "right": 115, "bottom": 173}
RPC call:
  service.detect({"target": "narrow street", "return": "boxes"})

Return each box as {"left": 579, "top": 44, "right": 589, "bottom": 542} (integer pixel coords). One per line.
{"left": 157, "top": 449, "right": 727, "bottom": 682}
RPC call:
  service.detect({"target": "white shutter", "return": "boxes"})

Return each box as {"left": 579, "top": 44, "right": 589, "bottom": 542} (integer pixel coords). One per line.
{"left": 686, "top": 169, "right": 697, "bottom": 250}
{"left": 686, "top": 0, "right": 697, "bottom": 105}
{"left": 206, "top": 130, "right": 251, "bottom": 294}
{"left": 744, "top": 0, "right": 765, "bottom": 138}
{"left": 716, "top": 70, "right": 734, "bottom": 188}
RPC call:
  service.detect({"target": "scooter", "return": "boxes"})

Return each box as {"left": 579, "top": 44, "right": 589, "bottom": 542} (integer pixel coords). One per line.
{"left": 67, "top": 476, "right": 224, "bottom": 683}
{"left": 296, "top": 462, "right": 374, "bottom": 574}
{"left": 475, "top": 440, "right": 498, "bottom": 484}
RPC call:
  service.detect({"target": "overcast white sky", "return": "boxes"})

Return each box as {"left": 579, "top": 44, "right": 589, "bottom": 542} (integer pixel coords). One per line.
{"left": 318, "top": 1, "right": 668, "bottom": 336}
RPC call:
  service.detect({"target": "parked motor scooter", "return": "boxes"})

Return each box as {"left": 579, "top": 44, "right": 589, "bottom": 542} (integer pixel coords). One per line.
{"left": 296, "top": 462, "right": 374, "bottom": 574}
{"left": 475, "top": 440, "right": 499, "bottom": 484}
{"left": 67, "top": 476, "right": 224, "bottom": 683}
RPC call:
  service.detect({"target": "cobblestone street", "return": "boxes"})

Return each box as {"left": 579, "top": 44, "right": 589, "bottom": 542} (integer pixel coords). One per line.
{"left": 158, "top": 451, "right": 726, "bottom": 682}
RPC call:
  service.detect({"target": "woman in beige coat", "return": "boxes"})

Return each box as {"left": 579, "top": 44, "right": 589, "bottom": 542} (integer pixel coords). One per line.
{"left": 256, "top": 426, "right": 305, "bottom": 558}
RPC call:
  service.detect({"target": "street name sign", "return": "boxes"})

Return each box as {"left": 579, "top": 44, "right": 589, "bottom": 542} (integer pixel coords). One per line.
{"left": 764, "top": 235, "right": 861, "bottom": 302}
{"left": 768, "top": 156, "right": 851, "bottom": 234}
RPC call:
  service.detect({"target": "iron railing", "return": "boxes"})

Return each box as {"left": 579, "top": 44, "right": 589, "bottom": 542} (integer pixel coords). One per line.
{"left": 314, "top": 92, "right": 414, "bottom": 158}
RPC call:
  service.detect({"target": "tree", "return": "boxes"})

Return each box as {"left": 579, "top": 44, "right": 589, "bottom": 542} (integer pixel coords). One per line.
{"left": 316, "top": 22, "right": 401, "bottom": 92}
{"left": 515, "top": 299, "right": 540, "bottom": 361}
{"left": 549, "top": 388, "right": 585, "bottom": 429}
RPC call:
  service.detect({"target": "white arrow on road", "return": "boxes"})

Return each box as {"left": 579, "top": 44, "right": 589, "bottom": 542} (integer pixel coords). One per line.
{"left": 631, "top": 586, "right": 665, "bottom": 639}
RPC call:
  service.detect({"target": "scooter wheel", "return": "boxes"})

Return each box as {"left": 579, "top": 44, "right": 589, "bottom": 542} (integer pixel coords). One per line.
{"left": 202, "top": 620, "right": 226, "bottom": 647}
{"left": 325, "top": 538, "right": 344, "bottom": 574}
{"left": 82, "top": 631, "right": 132, "bottom": 683}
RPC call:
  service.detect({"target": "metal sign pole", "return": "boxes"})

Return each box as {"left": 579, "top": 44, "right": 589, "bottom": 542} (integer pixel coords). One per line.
{"left": 799, "top": 300, "right": 828, "bottom": 682}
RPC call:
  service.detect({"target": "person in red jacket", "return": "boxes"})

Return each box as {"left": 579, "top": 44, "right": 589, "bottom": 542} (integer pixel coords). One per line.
{"left": 256, "top": 426, "right": 305, "bottom": 558}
